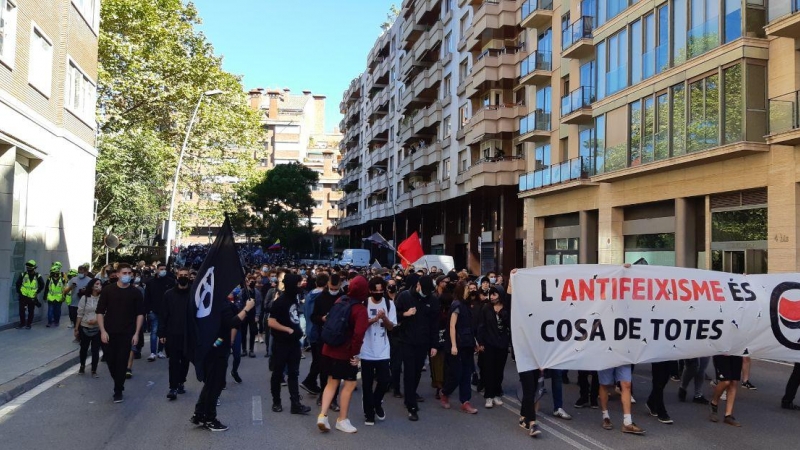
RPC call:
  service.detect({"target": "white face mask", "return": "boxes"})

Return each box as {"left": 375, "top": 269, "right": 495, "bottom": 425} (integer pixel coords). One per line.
{"left": 329, "top": 289, "right": 339, "bottom": 295}
{"left": 158, "top": 270, "right": 167, "bottom": 277}
{"left": 489, "top": 277, "right": 497, "bottom": 284}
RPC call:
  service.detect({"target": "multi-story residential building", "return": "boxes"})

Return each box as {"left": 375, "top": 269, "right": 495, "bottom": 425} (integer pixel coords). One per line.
{"left": 0, "top": 0, "right": 99, "bottom": 325}
{"left": 341, "top": 0, "right": 800, "bottom": 276}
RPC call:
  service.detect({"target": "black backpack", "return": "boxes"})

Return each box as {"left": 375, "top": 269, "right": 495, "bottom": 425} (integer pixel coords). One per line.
{"left": 320, "top": 296, "right": 358, "bottom": 347}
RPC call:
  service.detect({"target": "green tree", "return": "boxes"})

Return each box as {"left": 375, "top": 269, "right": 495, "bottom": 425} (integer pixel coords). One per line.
{"left": 380, "top": 4, "right": 401, "bottom": 31}
{"left": 94, "top": 0, "right": 262, "bottom": 262}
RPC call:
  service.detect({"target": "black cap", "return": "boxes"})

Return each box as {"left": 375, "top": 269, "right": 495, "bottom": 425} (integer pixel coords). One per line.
{"left": 418, "top": 275, "right": 435, "bottom": 296}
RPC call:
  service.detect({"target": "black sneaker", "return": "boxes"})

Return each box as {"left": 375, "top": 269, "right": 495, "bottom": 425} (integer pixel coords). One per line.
{"left": 365, "top": 416, "right": 375, "bottom": 426}
{"left": 742, "top": 380, "right": 757, "bottom": 390}
{"left": 645, "top": 401, "right": 658, "bottom": 417}
{"left": 290, "top": 403, "right": 311, "bottom": 415}
{"left": 693, "top": 395, "right": 710, "bottom": 405}
{"left": 113, "top": 393, "right": 124, "bottom": 403}
{"left": 78, "top": 366, "right": 85, "bottom": 374}
{"left": 204, "top": 419, "right": 229, "bottom": 432}
{"left": 272, "top": 403, "right": 283, "bottom": 413}
{"left": 190, "top": 414, "right": 204, "bottom": 426}
{"left": 574, "top": 398, "right": 589, "bottom": 408}
{"left": 300, "top": 381, "right": 321, "bottom": 396}
{"left": 781, "top": 401, "right": 800, "bottom": 410}
{"left": 167, "top": 389, "right": 177, "bottom": 400}
{"left": 408, "top": 410, "right": 419, "bottom": 421}
{"left": 657, "top": 413, "right": 674, "bottom": 424}
{"left": 231, "top": 371, "right": 242, "bottom": 384}
{"left": 678, "top": 387, "right": 687, "bottom": 402}
{"left": 375, "top": 404, "right": 386, "bottom": 421}
{"left": 177, "top": 384, "right": 186, "bottom": 394}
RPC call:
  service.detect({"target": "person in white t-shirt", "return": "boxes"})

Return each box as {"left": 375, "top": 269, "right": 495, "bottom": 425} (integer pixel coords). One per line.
{"left": 360, "top": 276, "right": 397, "bottom": 426}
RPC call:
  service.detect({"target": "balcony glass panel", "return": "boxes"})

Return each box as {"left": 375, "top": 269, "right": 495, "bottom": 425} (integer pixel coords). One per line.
{"left": 562, "top": 17, "right": 593, "bottom": 50}
{"left": 769, "top": 91, "right": 799, "bottom": 135}
{"left": 520, "top": 51, "right": 553, "bottom": 77}
{"left": 561, "top": 87, "right": 595, "bottom": 117}
{"left": 521, "top": 0, "right": 554, "bottom": 20}
{"left": 687, "top": 16, "right": 720, "bottom": 58}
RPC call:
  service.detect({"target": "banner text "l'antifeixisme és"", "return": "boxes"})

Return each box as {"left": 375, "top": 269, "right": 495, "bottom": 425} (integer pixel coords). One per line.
{"left": 544, "top": 277, "right": 758, "bottom": 303}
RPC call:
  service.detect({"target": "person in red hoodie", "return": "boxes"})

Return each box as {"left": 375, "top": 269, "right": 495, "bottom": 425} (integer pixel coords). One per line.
{"left": 316, "top": 275, "right": 369, "bottom": 434}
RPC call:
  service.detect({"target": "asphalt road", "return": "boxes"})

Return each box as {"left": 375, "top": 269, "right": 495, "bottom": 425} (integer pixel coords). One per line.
{"left": 0, "top": 339, "right": 797, "bottom": 450}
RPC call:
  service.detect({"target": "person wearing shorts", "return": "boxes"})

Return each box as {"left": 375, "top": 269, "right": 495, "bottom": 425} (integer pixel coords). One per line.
{"left": 598, "top": 365, "right": 644, "bottom": 435}
{"left": 710, "top": 355, "right": 742, "bottom": 426}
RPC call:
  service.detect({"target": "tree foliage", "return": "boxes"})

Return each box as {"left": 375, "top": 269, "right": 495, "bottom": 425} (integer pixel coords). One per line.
{"left": 94, "top": 0, "right": 262, "bottom": 262}
{"left": 380, "top": 4, "right": 401, "bottom": 31}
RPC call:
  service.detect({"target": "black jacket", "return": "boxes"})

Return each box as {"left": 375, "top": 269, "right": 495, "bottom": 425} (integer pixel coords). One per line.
{"left": 476, "top": 303, "right": 510, "bottom": 349}
{"left": 311, "top": 290, "right": 343, "bottom": 328}
{"left": 144, "top": 275, "right": 175, "bottom": 315}
{"left": 395, "top": 289, "right": 440, "bottom": 348}
{"left": 158, "top": 287, "right": 190, "bottom": 338}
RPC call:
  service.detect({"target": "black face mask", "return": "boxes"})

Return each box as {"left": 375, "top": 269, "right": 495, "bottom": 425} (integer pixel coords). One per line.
{"left": 249, "top": 281, "right": 256, "bottom": 288}
{"left": 387, "top": 285, "right": 397, "bottom": 294}
{"left": 109, "top": 276, "right": 118, "bottom": 282}
{"left": 177, "top": 276, "right": 190, "bottom": 287}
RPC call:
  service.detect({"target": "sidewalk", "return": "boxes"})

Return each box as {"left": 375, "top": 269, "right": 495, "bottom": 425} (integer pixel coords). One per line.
{"left": 0, "top": 323, "right": 81, "bottom": 406}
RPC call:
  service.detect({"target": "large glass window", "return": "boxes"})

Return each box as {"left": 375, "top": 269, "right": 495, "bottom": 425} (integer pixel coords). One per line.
{"left": 688, "top": 73, "right": 720, "bottom": 152}
{"left": 656, "top": 4, "right": 669, "bottom": 73}
{"left": 655, "top": 93, "right": 669, "bottom": 160}
{"left": 643, "top": 96, "right": 655, "bottom": 163}
{"left": 605, "top": 107, "right": 628, "bottom": 171}
{"left": 630, "top": 101, "right": 642, "bottom": 166}
{"left": 642, "top": 14, "right": 654, "bottom": 79}
{"left": 724, "top": 0, "right": 742, "bottom": 43}
{"left": 673, "top": 0, "right": 688, "bottom": 65}
{"left": 688, "top": 0, "right": 720, "bottom": 58}
{"left": 625, "top": 233, "right": 676, "bottom": 266}
{"left": 672, "top": 84, "right": 686, "bottom": 155}
{"left": 596, "top": 41, "right": 607, "bottom": 100}
{"left": 537, "top": 85, "right": 552, "bottom": 113}
{"left": 594, "top": 115, "right": 606, "bottom": 173}
{"left": 631, "top": 19, "right": 643, "bottom": 84}
{"left": 723, "top": 64, "right": 743, "bottom": 144}
{"left": 535, "top": 144, "right": 551, "bottom": 170}
{"left": 711, "top": 208, "right": 767, "bottom": 242}
{"left": 607, "top": 29, "right": 628, "bottom": 95}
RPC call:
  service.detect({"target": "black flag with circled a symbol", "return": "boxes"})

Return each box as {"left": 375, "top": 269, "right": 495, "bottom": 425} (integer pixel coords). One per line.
{"left": 185, "top": 215, "right": 245, "bottom": 380}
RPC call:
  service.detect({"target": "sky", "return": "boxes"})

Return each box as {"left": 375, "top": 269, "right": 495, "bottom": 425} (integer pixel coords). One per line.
{"left": 191, "top": 0, "right": 397, "bottom": 133}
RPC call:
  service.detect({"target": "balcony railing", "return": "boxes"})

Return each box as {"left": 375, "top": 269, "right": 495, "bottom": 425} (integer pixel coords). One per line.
{"left": 518, "top": 111, "right": 551, "bottom": 134}
{"left": 769, "top": 90, "right": 800, "bottom": 135}
{"left": 561, "top": 86, "right": 595, "bottom": 117}
{"left": 519, "top": 157, "right": 594, "bottom": 192}
{"left": 562, "top": 16, "right": 593, "bottom": 50}
{"left": 521, "top": 0, "right": 554, "bottom": 19}
{"left": 519, "top": 51, "right": 552, "bottom": 77}
{"left": 686, "top": 15, "right": 720, "bottom": 59}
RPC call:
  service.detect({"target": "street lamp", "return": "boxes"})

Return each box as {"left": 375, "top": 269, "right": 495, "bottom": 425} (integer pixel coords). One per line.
{"left": 165, "top": 89, "right": 224, "bottom": 263}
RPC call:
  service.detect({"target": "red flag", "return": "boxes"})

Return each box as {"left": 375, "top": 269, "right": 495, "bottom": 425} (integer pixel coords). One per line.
{"left": 397, "top": 232, "right": 424, "bottom": 268}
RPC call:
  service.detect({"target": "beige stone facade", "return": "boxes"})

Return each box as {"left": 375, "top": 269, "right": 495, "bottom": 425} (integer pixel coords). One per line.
{"left": 0, "top": 0, "right": 98, "bottom": 325}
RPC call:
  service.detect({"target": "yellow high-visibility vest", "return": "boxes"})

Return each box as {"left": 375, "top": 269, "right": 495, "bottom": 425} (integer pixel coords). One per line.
{"left": 47, "top": 277, "right": 65, "bottom": 302}
{"left": 20, "top": 273, "right": 38, "bottom": 298}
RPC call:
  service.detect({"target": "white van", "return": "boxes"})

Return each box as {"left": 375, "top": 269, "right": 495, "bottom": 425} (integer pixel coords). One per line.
{"left": 411, "top": 255, "right": 455, "bottom": 273}
{"left": 338, "top": 249, "right": 372, "bottom": 267}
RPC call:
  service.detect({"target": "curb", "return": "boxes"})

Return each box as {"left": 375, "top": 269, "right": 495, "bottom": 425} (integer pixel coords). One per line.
{"left": 0, "top": 349, "right": 79, "bottom": 407}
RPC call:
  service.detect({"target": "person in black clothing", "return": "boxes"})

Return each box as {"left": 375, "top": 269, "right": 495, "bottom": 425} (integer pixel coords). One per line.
{"left": 310, "top": 273, "right": 344, "bottom": 408}
{"left": 240, "top": 276, "right": 261, "bottom": 358}
{"left": 96, "top": 264, "right": 145, "bottom": 403}
{"left": 159, "top": 267, "right": 192, "bottom": 400}
{"left": 144, "top": 264, "right": 174, "bottom": 361}
{"left": 440, "top": 281, "right": 477, "bottom": 413}
{"left": 191, "top": 290, "right": 255, "bottom": 431}
{"left": 268, "top": 274, "right": 311, "bottom": 415}
{"left": 395, "top": 274, "right": 440, "bottom": 421}
{"left": 386, "top": 278, "right": 404, "bottom": 397}
{"left": 477, "top": 287, "right": 510, "bottom": 409}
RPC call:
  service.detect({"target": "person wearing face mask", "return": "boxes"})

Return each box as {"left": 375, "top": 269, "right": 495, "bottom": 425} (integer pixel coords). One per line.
{"left": 159, "top": 268, "right": 193, "bottom": 400}
{"left": 239, "top": 277, "right": 261, "bottom": 358}
{"left": 144, "top": 264, "right": 175, "bottom": 362}
{"left": 476, "top": 287, "right": 510, "bottom": 410}
{"left": 301, "top": 273, "right": 329, "bottom": 397}
{"left": 259, "top": 271, "right": 280, "bottom": 357}
{"left": 310, "top": 273, "right": 344, "bottom": 409}
{"left": 65, "top": 264, "right": 92, "bottom": 326}
{"left": 95, "top": 263, "right": 145, "bottom": 403}
{"left": 44, "top": 263, "right": 66, "bottom": 329}
{"left": 386, "top": 278, "right": 404, "bottom": 397}
{"left": 15, "top": 260, "right": 45, "bottom": 329}
{"left": 75, "top": 278, "right": 103, "bottom": 377}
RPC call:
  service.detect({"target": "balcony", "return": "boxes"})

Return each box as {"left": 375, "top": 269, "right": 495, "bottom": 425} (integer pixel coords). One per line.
{"left": 413, "top": 20, "right": 444, "bottom": 62}
{"left": 518, "top": 157, "right": 595, "bottom": 196}
{"left": 470, "top": 49, "right": 520, "bottom": 92}
{"left": 412, "top": 62, "right": 443, "bottom": 98}
{"left": 767, "top": 0, "right": 800, "bottom": 38}
{"left": 455, "top": 156, "right": 526, "bottom": 191}
{"left": 520, "top": 0, "right": 553, "bottom": 29}
{"left": 411, "top": 141, "right": 443, "bottom": 170}
{"left": 402, "top": 18, "right": 427, "bottom": 49}
{"left": 560, "top": 86, "right": 594, "bottom": 124}
{"left": 411, "top": 181, "right": 442, "bottom": 206}
{"left": 518, "top": 110, "right": 551, "bottom": 143}
{"left": 466, "top": 104, "right": 528, "bottom": 144}
{"left": 415, "top": 0, "right": 441, "bottom": 26}
{"left": 518, "top": 51, "right": 552, "bottom": 87}
{"left": 561, "top": 16, "right": 594, "bottom": 60}
{"left": 468, "top": 0, "right": 519, "bottom": 51}
{"left": 767, "top": 90, "right": 800, "bottom": 145}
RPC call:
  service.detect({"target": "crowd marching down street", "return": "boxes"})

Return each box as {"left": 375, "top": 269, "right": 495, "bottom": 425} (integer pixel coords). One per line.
{"left": 10, "top": 230, "right": 800, "bottom": 439}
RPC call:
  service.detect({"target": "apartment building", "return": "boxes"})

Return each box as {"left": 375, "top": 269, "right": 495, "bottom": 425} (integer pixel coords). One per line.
{"left": 338, "top": 0, "right": 526, "bottom": 273}
{"left": 0, "top": 0, "right": 99, "bottom": 325}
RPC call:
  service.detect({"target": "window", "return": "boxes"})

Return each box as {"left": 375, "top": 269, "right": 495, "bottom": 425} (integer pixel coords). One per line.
{"left": 0, "top": 0, "right": 17, "bottom": 67}
{"left": 656, "top": 4, "right": 669, "bottom": 73}
{"left": 672, "top": 83, "right": 686, "bottom": 155}
{"left": 458, "top": 104, "right": 469, "bottom": 128}
{"left": 688, "top": 0, "right": 720, "bottom": 58}
{"left": 724, "top": 0, "right": 741, "bottom": 42}
{"left": 72, "top": 0, "right": 99, "bottom": 30}
{"left": 629, "top": 100, "right": 642, "bottom": 166}
{"left": 459, "top": 59, "right": 469, "bottom": 80}
{"left": 606, "top": 29, "right": 628, "bottom": 95}
{"left": 631, "top": 19, "right": 642, "bottom": 84}
{"left": 673, "top": 0, "right": 688, "bottom": 65}
{"left": 443, "top": 74, "right": 451, "bottom": 98}
{"left": 28, "top": 26, "right": 53, "bottom": 97}
{"left": 65, "top": 59, "right": 96, "bottom": 125}
{"left": 688, "top": 73, "right": 720, "bottom": 152}
{"left": 596, "top": 41, "right": 606, "bottom": 100}
{"left": 444, "top": 115, "right": 452, "bottom": 138}
{"left": 444, "top": 32, "right": 454, "bottom": 55}
{"left": 655, "top": 93, "right": 669, "bottom": 160}
{"left": 594, "top": 115, "right": 606, "bottom": 173}
{"left": 535, "top": 144, "right": 551, "bottom": 170}
{"left": 723, "top": 64, "right": 743, "bottom": 143}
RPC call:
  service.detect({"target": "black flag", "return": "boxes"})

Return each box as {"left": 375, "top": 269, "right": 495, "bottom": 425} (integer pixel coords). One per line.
{"left": 186, "top": 216, "right": 245, "bottom": 380}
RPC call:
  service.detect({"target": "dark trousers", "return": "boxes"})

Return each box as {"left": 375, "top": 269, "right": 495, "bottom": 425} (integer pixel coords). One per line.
{"left": 577, "top": 370, "right": 600, "bottom": 404}
{"left": 647, "top": 361, "right": 671, "bottom": 415}
{"left": 240, "top": 318, "right": 257, "bottom": 352}
{"left": 167, "top": 336, "right": 190, "bottom": 389}
{"left": 302, "top": 341, "right": 323, "bottom": 389}
{"left": 520, "top": 369, "right": 541, "bottom": 424}
{"left": 18, "top": 296, "right": 35, "bottom": 327}
{"left": 68, "top": 305, "right": 78, "bottom": 326}
{"left": 482, "top": 346, "right": 508, "bottom": 399}
{"left": 194, "top": 345, "right": 228, "bottom": 421}
{"left": 232, "top": 332, "right": 242, "bottom": 374}
{"left": 783, "top": 363, "right": 800, "bottom": 404}
{"left": 79, "top": 327, "right": 100, "bottom": 371}
{"left": 105, "top": 333, "right": 133, "bottom": 394}
{"left": 476, "top": 351, "right": 485, "bottom": 384}
{"left": 401, "top": 344, "right": 428, "bottom": 411}
{"left": 443, "top": 348, "right": 475, "bottom": 404}
{"left": 389, "top": 335, "right": 403, "bottom": 393}
{"left": 270, "top": 342, "right": 301, "bottom": 405}
{"left": 361, "top": 359, "right": 390, "bottom": 419}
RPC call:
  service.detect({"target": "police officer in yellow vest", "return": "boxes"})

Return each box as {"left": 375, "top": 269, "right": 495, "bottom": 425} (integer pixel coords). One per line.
{"left": 15, "top": 260, "right": 45, "bottom": 329}
{"left": 45, "top": 262, "right": 67, "bottom": 328}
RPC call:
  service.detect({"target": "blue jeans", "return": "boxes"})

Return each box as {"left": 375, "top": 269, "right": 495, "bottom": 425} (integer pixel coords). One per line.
{"left": 148, "top": 312, "right": 164, "bottom": 355}
{"left": 549, "top": 369, "right": 564, "bottom": 410}
{"left": 47, "top": 301, "right": 63, "bottom": 325}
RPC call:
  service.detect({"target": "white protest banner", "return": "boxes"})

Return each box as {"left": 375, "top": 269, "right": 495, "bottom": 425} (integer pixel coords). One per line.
{"left": 510, "top": 265, "right": 800, "bottom": 372}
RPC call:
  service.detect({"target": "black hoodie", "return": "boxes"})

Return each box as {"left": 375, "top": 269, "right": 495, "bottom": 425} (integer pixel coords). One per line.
{"left": 270, "top": 274, "right": 303, "bottom": 343}
{"left": 395, "top": 287, "right": 440, "bottom": 348}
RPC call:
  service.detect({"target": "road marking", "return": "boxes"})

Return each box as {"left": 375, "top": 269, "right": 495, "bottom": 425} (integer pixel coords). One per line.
{"left": 497, "top": 399, "right": 592, "bottom": 450}
{"left": 252, "top": 395, "right": 263, "bottom": 425}
{"left": 757, "top": 358, "right": 796, "bottom": 367}
{"left": 0, "top": 363, "right": 79, "bottom": 423}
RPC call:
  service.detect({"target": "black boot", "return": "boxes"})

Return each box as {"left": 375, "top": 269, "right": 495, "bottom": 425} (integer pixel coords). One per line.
{"left": 291, "top": 401, "right": 311, "bottom": 415}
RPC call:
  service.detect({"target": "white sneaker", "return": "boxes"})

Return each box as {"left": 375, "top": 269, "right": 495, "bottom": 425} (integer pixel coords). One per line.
{"left": 147, "top": 353, "right": 156, "bottom": 362}
{"left": 485, "top": 398, "right": 494, "bottom": 408}
{"left": 553, "top": 408, "right": 572, "bottom": 420}
{"left": 157, "top": 351, "right": 166, "bottom": 359}
{"left": 317, "top": 415, "right": 331, "bottom": 432}
{"left": 493, "top": 397, "right": 504, "bottom": 406}
{"left": 335, "top": 418, "right": 357, "bottom": 434}
{"left": 721, "top": 390, "right": 727, "bottom": 401}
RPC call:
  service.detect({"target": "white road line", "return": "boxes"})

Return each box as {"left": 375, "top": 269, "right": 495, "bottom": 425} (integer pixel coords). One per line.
{"left": 252, "top": 395, "right": 263, "bottom": 425}
{"left": 497, "top": 399, "right": 592, "bottom": 450}
{"left": 0, "top": 363, "right": 79, "bottom": 423}
{"left": 757, "top": 358, "right": 796, "bottom": 367}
